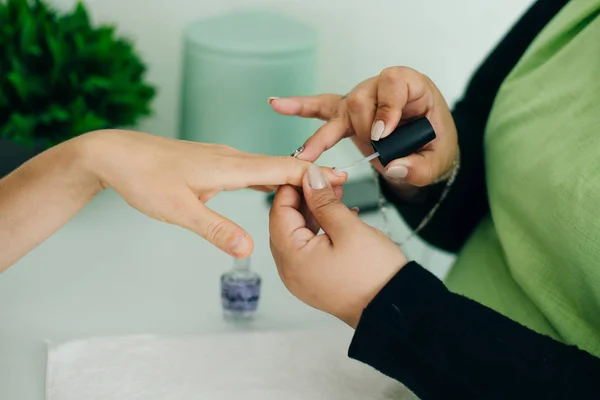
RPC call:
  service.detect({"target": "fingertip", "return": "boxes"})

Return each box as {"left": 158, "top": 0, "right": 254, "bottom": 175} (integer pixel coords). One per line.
{"left": 230, "top": 232, "right": 254, "bottom": 257}
{"left": 295, "top": 139, "right": 321, "bottom": 162}
{"left": 371, "top": 120, "right": 385, "bottom": 141}
{"left": 383, "top": 159, "right": 411, "bottom": 182}
{"left": 323, "top": 167, "right": 348, "bottom": 185}
{"left": 269, "top": 97, "right": 301, "bottom": 115}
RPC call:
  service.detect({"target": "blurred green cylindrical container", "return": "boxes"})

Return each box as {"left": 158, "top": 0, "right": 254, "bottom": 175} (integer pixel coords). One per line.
{"left": 180, "top": 10, "right": 318, "bottom": 156}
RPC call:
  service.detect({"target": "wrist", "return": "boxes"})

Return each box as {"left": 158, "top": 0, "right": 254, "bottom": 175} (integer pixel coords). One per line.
{"left": 337, "top": 261, "right": 409, "bottom": 330}
{"left": 75, "top": 129, "right": 124, "bottom": 190}
{"left": 58, "top": 133, "right": 105, "bottom": 195}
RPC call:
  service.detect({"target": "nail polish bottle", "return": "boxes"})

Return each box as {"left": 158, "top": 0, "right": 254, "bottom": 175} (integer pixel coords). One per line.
{"left": 220, "top": 257, "right": 261, "bottom": 320}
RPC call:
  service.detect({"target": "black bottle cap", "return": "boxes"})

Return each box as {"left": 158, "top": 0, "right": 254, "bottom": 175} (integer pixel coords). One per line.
{"left": 370, "top": 117, "right": 436, "bottom": 167}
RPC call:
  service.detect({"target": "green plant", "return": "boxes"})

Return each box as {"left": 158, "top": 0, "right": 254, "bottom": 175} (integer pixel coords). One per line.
{"left": 0, "top": 0, "right": 156, "bottom": 147}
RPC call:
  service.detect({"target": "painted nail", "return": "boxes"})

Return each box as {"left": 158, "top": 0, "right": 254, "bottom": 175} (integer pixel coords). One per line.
{"left": 333, "top": 168, "right": 347, "bottom": 176}
{"left": 308, "top": 165, "right": 327, "bottom": 190}
{"left": 385, "top": 165, "right": 409, "bottom": 180}
{"left": 371, "top": 120, "right": 385, "bottom": 141}
{"left": 230, "top": 234, "right": 251, "bottom": 256}
{"left": 290, "top": 145, "right": 305, "bottom": 158}
{"left": 268, "top": 97, "right": 280, "bottom": 104}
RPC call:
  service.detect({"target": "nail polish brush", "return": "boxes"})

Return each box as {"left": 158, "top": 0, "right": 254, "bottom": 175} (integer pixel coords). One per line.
{"left": 334, "top": 117, "right": 436, "bottom": 172}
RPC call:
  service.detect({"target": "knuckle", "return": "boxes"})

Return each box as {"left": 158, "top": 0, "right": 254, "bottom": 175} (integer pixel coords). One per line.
{"left": 205, "top": 219, "right": 231, "bottom": 244}
{"left": 380, "top": 66, "right": 405, "bottom": 81}
{"left": 278, "top": 155, "right": 304, "bottom": 170}
{"left": 210, "top": 143, "right": 234, "bottom": 153}
{"left": 312, "top": 193, "right": 339, "bottom": 213}
{"left": 379, "top": 66, "right": 420, "bottom": 84}
{"left": 346, "top": 90, "right": 370, "bottom": 114}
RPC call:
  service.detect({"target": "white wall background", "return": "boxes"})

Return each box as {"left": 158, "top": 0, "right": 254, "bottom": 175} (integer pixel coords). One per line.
{"left": 49, "top": 0, "right": 535, "bottom": 142}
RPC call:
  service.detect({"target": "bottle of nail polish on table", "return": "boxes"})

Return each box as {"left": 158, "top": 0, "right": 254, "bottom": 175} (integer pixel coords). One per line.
{"left": 220, "top": 257, "right": 261, "bottom": 320}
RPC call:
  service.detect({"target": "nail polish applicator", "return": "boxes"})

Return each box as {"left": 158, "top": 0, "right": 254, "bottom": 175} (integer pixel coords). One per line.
{"left": 334, "top": 117, "right": 436, "bottom": 172}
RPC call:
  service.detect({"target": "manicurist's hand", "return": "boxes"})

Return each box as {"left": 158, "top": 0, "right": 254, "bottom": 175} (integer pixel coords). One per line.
{"left": 270, "top": 66, "right": 458, "bottom": 187}
{"left": 269, "top": 165, "right": 407, "bottom": 328}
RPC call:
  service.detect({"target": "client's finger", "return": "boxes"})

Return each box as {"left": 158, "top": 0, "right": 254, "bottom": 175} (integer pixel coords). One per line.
{"left": 235, "top": 156, "right": 347, "bottom": 188}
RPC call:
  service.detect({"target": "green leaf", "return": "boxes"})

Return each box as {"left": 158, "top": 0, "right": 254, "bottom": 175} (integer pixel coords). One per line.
{"left": 0, "top": 0, "right": 155, "bottom": 145}
{"left": 81, "top": 76, "right": 112, "bottom": 92}
{"left": 7, "top": 72, "right": 28, "bottom": 101}
{"left": 20, "top": 14, "right": 37, "bottom": 52}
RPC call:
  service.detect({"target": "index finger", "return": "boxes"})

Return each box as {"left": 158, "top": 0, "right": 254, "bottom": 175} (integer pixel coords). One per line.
{"left": 270, "top": 94, "right": 342, "bottom": 120}
{"left": 269, "top": 185, "right": 316, "bottom": 251}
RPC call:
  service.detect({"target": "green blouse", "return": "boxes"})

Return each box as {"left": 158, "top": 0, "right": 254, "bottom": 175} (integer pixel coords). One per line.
{"left": 446, "top": 1, "right": 600, "bottom": 356}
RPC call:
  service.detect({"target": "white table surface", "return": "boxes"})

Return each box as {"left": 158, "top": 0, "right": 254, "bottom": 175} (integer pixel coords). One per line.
{"left": 0, "top": 188, "right": 452, "bottom": 400}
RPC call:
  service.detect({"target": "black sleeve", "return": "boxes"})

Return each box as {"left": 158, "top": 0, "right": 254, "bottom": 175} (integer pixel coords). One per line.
{"left": 383, "top": 0, "right": 569, "bottom": 253}
{"left": 348, "top": 262, "right": 600, "bottom": 400}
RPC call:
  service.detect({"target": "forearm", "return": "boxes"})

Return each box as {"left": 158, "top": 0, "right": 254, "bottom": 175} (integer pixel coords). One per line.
{"left": 0, "top": 135, "right": 103, "bottom": 272}
{"left": 349, "top": 262, "right": 600, "bottom": 399}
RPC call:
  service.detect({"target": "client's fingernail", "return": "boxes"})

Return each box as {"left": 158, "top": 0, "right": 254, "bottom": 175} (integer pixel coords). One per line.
{"left": 385, "top": 164, "right": 409, "bottom": 180}
{"left": 371, "top": 120, "right": 385, "bottom": 141}
{"left": 268, "top": 97, "right": 280, "bottom": 104}
{"left": 351, "top": 207, "right": 360, "bottom": 213}
{"left": 308, "top": 165, "right": 327, "bottom": 190}
{"left": 290, "top": 145, "right": 305, "bottom": 158}
{"left": 333, "top": 168, "right": 347, "bottom": 176}
{"left": 230, "top": 234, "right": 251, "bottom": 256}
{"left": 266, "top": 185, "right": 278, "bottom": 192}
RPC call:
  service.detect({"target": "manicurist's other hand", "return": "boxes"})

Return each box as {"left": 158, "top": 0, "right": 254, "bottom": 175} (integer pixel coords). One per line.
{"left": 269, "top": 165, "right": 407, "bottom": 327}
{"left": 270, "top": 67, "right": 458, "bottom": 187}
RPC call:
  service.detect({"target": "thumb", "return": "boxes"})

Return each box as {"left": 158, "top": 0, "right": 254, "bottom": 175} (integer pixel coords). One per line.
{"left": 173, "top": 195, "right": 253, "bottom": 257}
{"left": 303, "top": 165, "right": 359, "bottom": 241}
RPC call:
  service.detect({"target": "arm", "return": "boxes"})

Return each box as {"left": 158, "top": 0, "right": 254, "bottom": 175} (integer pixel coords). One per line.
{"left": 349, "top": 262, "right": 600, "bottom": 399}
{"left": 383, "top": 0, "right": 569, "bottom": 253}
{"left": 269, "top": 153, "right": 599, "bottom": 400}
{"left": 0, "top": 130, "right": 346, "bottom": 273}
{"left": 0, "top": 137, "right": 102, "bottom": 271}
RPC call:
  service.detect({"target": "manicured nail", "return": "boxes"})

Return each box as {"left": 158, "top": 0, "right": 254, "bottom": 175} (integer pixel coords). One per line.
{"left": 351, "top": 207, "right": 360, "bottom": 213}
{"left": 333, "top": 167, "right": 347, "bottom": 176}
{"left": 266, "top": 185, "right": 278, "bottom": 192}
{"left": 268, "top": 97, "right": 280, "bottom": 104}
{"left": 290, "top": 145, "right": 305, "bottom": 158}
{"left": 308, "top": 164, "right": 327, "bottom": 190}
{"left": 385, "top": 164, "right": 409, "bottom": 180}
{"left": 371, "top": 120, "right": 385, "bottom": 141}
{"left": 230, "top": 234, "right": 251, "bottom": 256}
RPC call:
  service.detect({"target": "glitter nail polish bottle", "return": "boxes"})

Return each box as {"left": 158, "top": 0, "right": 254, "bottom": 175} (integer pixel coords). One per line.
{"left": 220, "top": 257, "right": 261, "bottom": 319}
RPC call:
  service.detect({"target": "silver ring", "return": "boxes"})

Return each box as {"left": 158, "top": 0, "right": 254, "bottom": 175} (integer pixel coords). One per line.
{"left": 290, "top": 145, "right": 305, "bottom": 158}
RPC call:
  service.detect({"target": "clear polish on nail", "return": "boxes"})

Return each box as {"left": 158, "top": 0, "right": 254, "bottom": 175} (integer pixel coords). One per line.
{"left": 308, "top": 165, "right": 327, "bottom": 190}
{"left": 333, "top": 168, "right": 347, "bottom": 176}
{"left": 371, "top": 120, "right": 385, "bottom": 141}
{"left": 385, "top": 165, "right": 409, "bottom": 180}
{"left": 268, "top": 97, "right": 280, "bottom": 104}
{"left": 230, "top": 234, "right": 251, "bottom": 256}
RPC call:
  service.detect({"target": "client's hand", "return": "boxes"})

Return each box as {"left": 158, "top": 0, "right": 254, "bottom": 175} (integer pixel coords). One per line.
{"left": 270, "top": 67, "right": 458, "bottom": 187}
{"left": 86, "top": 130, "right": 347, "bottom": 257}
{"left": 269, "top": 165, "right": 407, "bottom": 328}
